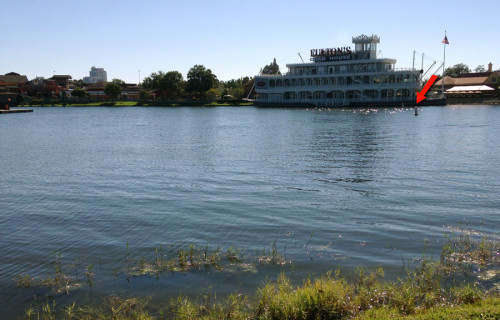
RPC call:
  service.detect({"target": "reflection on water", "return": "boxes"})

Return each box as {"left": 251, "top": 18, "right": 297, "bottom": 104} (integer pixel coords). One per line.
{"left": 0, "top": 105, "right": 499, "bottom": 317}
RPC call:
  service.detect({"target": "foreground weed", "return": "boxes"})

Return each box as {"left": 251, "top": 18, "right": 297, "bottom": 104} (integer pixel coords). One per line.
{"left": 85, "top": 264, "right": 94, "bottom": 287}
{"left": 441, "top": 226, "right": 499, "bottom": 273}
{"left": 226, "top": 246, "right": 242, "bottom": 264}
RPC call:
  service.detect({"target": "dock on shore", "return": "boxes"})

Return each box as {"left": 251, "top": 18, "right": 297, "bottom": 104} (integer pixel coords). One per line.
{"left": 0, "top": 109, "right": 34, "bottom": 114}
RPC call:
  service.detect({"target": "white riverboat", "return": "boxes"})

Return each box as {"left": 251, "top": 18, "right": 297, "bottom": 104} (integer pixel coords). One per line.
{"left": 254, "top": 34, "right": 445, "bottom": 107}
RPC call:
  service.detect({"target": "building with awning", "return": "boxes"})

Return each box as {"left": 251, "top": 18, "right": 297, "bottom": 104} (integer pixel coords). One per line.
{"left": 434, "top": 63, "right": 499, "bottom": 92}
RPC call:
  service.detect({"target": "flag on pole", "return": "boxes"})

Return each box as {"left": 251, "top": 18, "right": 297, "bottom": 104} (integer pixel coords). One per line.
{"left": 442, "top": 35, "right": 449, "bottom": 44}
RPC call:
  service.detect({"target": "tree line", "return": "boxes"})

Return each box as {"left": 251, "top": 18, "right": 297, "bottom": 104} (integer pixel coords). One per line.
{"left": 71, "top": 64, "right": 255, "bottom": 102}
{"left": 444, "top": 63, "right": 494, "bottom": 77}
{"left": 141, "top": 64, "right": 255, "bottom": 101}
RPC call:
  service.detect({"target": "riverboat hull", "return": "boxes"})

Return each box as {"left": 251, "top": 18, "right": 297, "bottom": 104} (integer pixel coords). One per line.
{"left": 255, "top": 98, "right": 446, "bottom": 108}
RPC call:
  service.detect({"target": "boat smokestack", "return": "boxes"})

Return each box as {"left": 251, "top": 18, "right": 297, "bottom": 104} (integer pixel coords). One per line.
{"left": 488, "top": 62, "right": 493, "bottom": 72}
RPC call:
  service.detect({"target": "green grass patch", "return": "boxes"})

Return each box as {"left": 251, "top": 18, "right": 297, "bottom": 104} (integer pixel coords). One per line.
{"left": 356, "top": 297, "right": 500, "bottom": 319}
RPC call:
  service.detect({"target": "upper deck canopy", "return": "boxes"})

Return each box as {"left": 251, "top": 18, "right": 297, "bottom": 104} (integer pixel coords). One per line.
{"left": 352, "top": 34, "right": 380, "bottom": 55}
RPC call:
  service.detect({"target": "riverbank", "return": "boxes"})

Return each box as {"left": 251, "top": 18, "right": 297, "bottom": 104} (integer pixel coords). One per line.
{"left": 0, "top": 108, "right": 33, "bottom": 114}
{"left": 22, "top": 277, "right": 499, "bottom": 320}
{"left": 446, "top": 97, "right": 500, "bottom": 105}
{"left": 16, "top": 229, "right": 500, "bottom": 319}
{"left": 16, "top": 100, "right": 254, "bottom": 107}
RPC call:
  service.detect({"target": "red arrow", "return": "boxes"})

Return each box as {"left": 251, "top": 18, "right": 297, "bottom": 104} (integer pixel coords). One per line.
{"left": 416, "top": 75, "right": 438, "bottom": 104}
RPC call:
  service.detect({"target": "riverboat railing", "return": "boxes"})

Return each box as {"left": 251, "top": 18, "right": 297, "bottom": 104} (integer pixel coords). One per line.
{"left": 257, "top": 68, "right": 418, "bottom": 77}
{"left": 258, "top": 82, "right": 418, "bottom": 93}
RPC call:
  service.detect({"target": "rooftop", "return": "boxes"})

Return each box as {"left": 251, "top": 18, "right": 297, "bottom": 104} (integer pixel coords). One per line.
{"left": 0, "top": 73, "right": 29, "bottom": 84}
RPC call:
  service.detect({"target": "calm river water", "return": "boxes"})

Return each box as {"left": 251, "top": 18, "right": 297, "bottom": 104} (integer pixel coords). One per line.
{"left": 1, "top": 105, "right": 499, "bottom": 316}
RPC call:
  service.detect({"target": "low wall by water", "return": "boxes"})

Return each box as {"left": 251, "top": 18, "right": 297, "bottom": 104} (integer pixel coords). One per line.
{"left": 446, "top": 97, "right": 500, "bottom": 105}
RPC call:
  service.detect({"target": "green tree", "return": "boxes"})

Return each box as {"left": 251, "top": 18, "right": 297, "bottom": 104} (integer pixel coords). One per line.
{"left": 160, "top": 71, "right": 184, "bottom": 100}
{"left": 111, "top": 78, "right": 126, "bottom": 86}
{"left": 262, "top": 58, "right": 281, "bottom": 75}
{"left": 72, "top": 79, "right": 84, "bottom": 88}
{"left": 104, "top": 82, "right": 122, "bottom": 100}
{"left": 71, "top": 87, "right": 87, "bottom": 100}
{"left": 187, "top": 65, "right": 218, "bottom": 97}
{"left": 242, "top": 77, "right": 254, "bottom": 99}
{"left": 445, "top": 63, "right": 470, "bottom": 77}
{"left": 139, "top": 90, "right": 151, "bottom": 101}
{"left": 206, "top": 88, "right": 220, "bottom": 102}
{"left": 141, "top": 71, "right": 163, "bottom": 91}
{"left": 141, "top": 71, "right": 184, "bottom": 100}
{"left": 230, "top": 87, "right": 244, "bottom": 100}
{"left": 217, "top": 77, "right": 253, "bottom": 100}
{"left": 474, "top": 65, "right": 486, "bottom": 73}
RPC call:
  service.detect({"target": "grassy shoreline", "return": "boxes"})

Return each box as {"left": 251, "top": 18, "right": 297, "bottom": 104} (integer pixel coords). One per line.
{"left": 19, "top": 270, "right": 500, "bottom": 320}
{"left": 18, "top": 100, "right": 254, "bottom": 107}
{"left": 15, "top": 228, "right": 499, "bottom": 319}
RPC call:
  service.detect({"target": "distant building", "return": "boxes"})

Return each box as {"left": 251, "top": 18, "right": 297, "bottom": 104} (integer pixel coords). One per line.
{"left": 83, "top": 67, "right": 107, "bottom": 84}
{"left": 433, "top": 63, "right": 499, "bottom": 100}
{"left": 83, "top": 81, "right": 142, "bottom": 100}
{"left": 0, "top": 72, "right": 28, "bottom": 103}
{"left": 83, "top": 81, "right": 106, "bottom": 99}
{"left": 121, "top": 83, "right": 142, "bottom": 100}
{"left": 49, "top": 75, "right": 72, "bottom": 91}
{"left": 435, "top": 62, "right": 499, "bottom": 92}
{"left": 0, "top": 72, "right": 28, "bottom": 85}
{"left": 20, "top": 77, "right": 59, "bottom": 98}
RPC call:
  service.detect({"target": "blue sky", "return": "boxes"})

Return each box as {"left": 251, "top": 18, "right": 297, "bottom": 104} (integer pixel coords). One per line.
{"left": 2, "top": 0, "right": 498, "bottom": 83}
